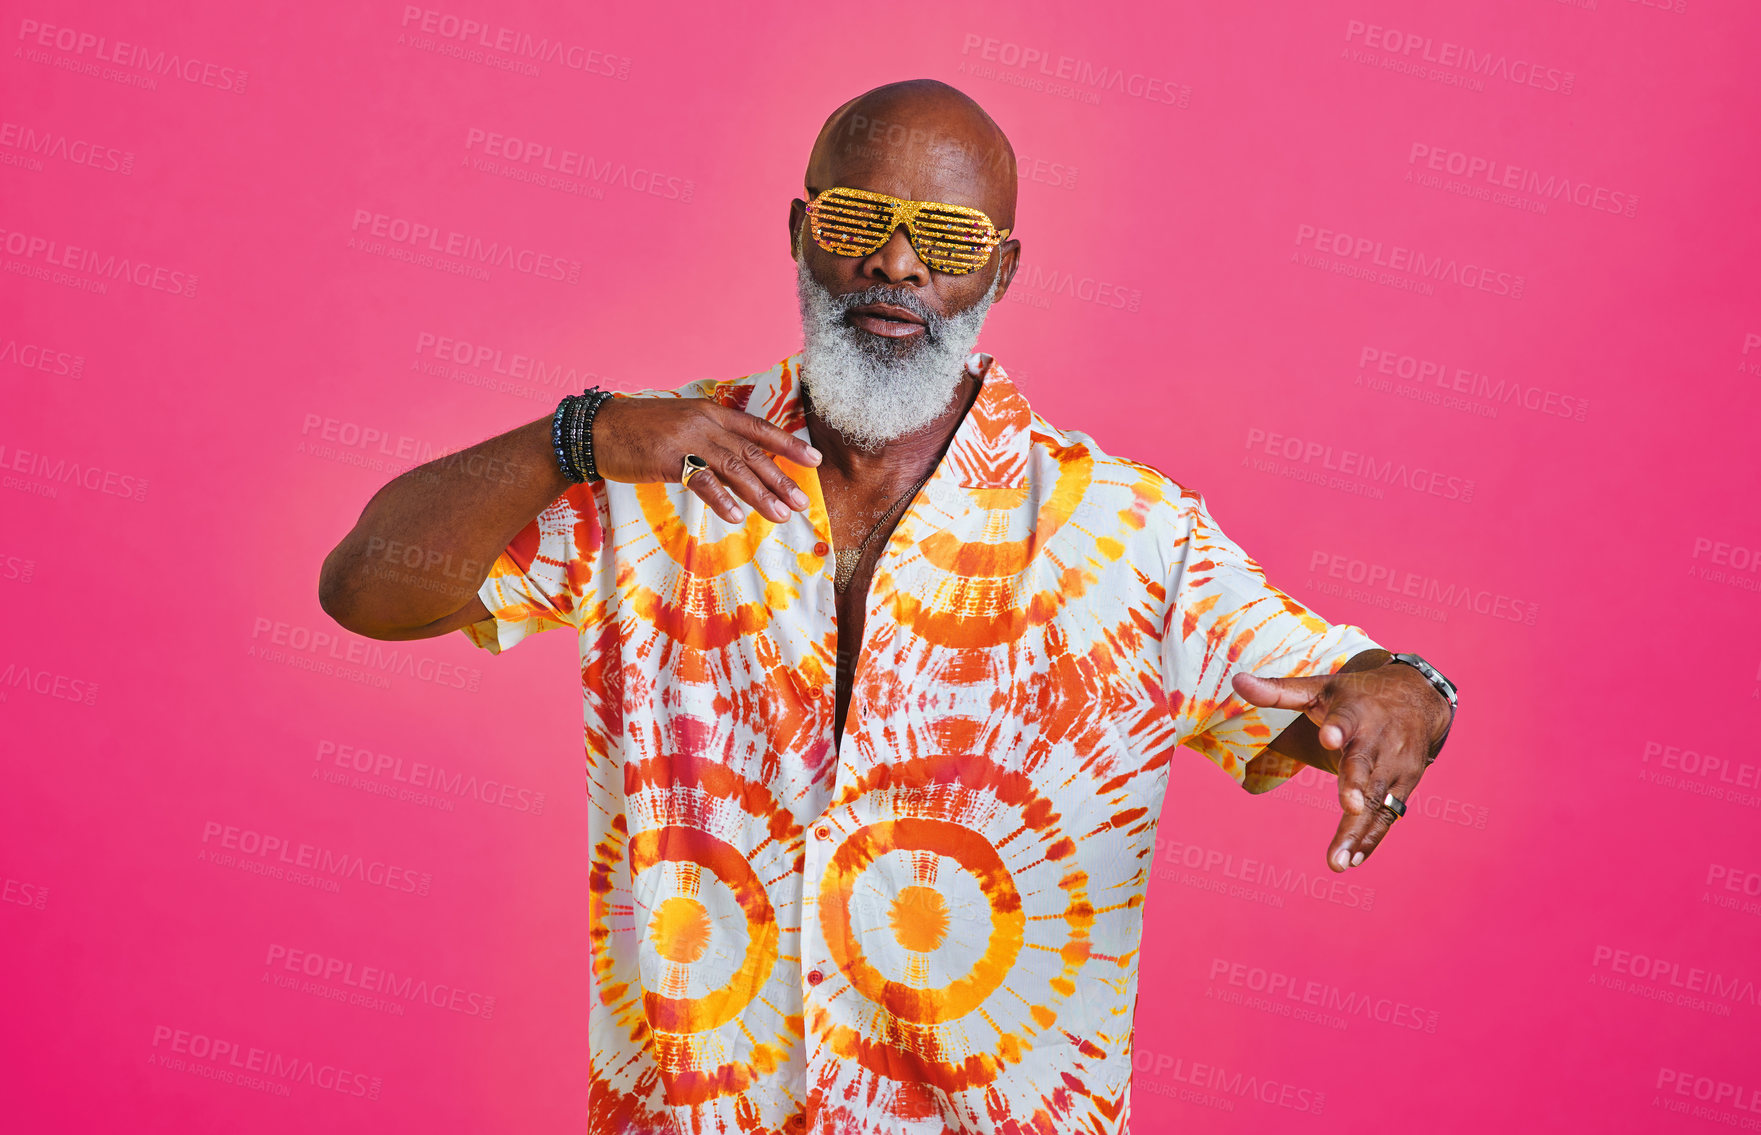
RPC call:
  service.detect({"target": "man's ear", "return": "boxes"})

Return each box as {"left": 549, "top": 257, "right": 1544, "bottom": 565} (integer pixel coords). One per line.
{"left": 788, "top": 198, "right": 807, "bottom": 260}
{"left": 990, "top": 238, "right": 1021, "bottom": 302}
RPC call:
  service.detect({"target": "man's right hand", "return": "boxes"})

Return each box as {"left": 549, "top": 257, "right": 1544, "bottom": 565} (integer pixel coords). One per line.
{"left": 319, "top": 392, "right": 824, "bottom": 641}
{"left": 592, "top": 396, "right": 821, "bottom": 525}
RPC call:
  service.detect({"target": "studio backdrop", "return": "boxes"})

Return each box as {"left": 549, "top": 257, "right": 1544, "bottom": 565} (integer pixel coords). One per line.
{"left": 4, "top": 1, "right": 1759, "bottom": 1132}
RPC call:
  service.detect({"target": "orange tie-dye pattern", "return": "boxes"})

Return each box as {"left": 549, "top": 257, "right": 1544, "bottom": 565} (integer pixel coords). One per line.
{"left": 464, "top": 355, "right": 1380, "bottom": 1134}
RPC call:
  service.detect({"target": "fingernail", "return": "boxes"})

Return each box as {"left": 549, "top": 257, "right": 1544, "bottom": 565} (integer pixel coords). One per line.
{"left": 1350, "top": 851, "right": 1365, "bottom": 868}
{"left": 1332, "top": 845, "right": 1352, "bottom": 871}
{"left": 790, "top": 487, "right": 809, "bottom": 508}
{"left": 805, "top": 447, "right": 822, "bottom": 465}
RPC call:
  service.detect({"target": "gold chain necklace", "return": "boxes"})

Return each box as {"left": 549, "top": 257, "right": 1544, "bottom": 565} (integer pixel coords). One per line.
{"left": 832, "top": 470, "right": 933, "bottom": 594}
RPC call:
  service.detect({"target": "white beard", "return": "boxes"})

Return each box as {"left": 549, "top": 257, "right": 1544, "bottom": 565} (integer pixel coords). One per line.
{"left": 795, "top": 255, "right": 997, "bottom": 451}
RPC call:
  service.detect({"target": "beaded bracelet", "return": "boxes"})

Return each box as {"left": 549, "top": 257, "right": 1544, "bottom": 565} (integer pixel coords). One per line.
{"left": 571, "top": 387, "right": 613, "bottom": 482}
{"left": 551, "top": 396, "right": 580, "bottom": 482}
{"left": 550, "top": 387, "right": 614, "bottom": 484}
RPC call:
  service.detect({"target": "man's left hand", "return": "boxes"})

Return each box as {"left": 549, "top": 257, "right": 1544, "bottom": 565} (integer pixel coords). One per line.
{"left": 1231, "top": 654, "right": 1454, "bottom": 873}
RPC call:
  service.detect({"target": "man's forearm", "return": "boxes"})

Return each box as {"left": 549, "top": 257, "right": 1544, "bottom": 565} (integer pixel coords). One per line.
{"left": 318, "top": 415, "right": 569, "bottom": 638}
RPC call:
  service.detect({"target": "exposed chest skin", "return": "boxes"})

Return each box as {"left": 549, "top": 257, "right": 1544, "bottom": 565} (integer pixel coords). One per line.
{"left": 817, "top": 474, "right": 918, "bottom": 748}
{"left": 804, "top": 376, "right": 977, "bottom": 750}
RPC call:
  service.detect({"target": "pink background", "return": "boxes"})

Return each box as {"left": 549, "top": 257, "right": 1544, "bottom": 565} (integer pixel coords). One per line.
{"left": 5, "top": 1, "right": 1760, "bottom": 1131}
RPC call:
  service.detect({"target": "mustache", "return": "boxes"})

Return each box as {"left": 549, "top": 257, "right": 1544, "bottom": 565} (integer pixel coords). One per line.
{"left": 832, "top": 285, "right": 946, "bottom": 338}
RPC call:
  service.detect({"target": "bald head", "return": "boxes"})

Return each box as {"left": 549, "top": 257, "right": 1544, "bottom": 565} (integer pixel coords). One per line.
{"left": 805, "top": 80, "right": 1017, "bottom": 231}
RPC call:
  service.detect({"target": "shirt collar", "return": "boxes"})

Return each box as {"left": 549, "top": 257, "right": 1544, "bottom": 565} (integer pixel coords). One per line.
{"left": 755, "top": 352, "right": 1032, "bottom": 490}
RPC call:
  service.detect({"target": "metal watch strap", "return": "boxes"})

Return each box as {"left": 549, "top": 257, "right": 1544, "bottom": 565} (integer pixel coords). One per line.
{"left": 1389, "top": 652, "right": 1456, "bottom": 763}
{"left": 1389, "top": 652, "right": 1457, "bottom": 710}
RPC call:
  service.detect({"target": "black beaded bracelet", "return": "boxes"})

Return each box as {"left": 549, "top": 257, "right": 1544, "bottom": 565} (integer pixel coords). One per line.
{"left": 551, "top": 396, "right": 582, "bottom": 483}
{"left": 573, "top": 387, "right": 613, "bottom": 482}
{"left": 550, "top": 387, "right": 614, "bottom": 484}
{"left": 562, "top": 396, "right": 587, "bottom": 478}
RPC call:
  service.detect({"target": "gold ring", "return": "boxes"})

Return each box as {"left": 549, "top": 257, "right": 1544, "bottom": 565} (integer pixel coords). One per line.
{"left": 679, "top": 452, "right": 710, "bottom": 489}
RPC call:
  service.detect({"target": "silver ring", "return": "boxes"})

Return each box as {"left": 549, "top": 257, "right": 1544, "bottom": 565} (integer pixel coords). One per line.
{"left": 679, "top": 452, "right": 709, "bottom": 489}
{"left": 1381, "top": 792, "right": 1408, "bottom": 819}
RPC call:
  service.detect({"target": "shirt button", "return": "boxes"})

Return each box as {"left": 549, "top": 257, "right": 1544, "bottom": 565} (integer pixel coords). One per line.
{"left": 813, "top": 541, "right": 830, "bottom": 557}
{"left": 814, "top": 825, "right": 831, "bottom": 841}
{"left": 806, "top": 969, "right": 824, "bottom": 986}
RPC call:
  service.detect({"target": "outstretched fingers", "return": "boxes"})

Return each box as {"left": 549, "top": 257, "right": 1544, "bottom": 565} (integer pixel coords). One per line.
{"left": 726, "top": 411, "right": 822, "bottom": 471}
{"left": 681, "top": 410, "right": 823, "bottom": 525}
{"left": 718, "top": 413, "right": 821, "bottom": 522}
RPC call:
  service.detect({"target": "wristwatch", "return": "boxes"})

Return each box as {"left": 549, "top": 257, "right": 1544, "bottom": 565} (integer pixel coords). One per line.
{"left": 1389, "top": 652, "right": 1458, "bottom": 713}
{"left": 1389, "top": 652, "right": 1457, "bottom": 762}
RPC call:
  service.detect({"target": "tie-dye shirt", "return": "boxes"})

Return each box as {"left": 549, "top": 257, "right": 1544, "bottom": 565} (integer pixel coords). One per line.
{"left": 463, "top": 355, "right": 1379, "bottom": 1134}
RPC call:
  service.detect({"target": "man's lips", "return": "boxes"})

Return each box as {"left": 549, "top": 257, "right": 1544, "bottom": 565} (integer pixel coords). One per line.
{"left": 847, "top": 303, "right": 928, "bottom": 339}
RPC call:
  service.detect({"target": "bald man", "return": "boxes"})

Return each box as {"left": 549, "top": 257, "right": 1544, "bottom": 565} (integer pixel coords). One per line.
{"left": 320, "top": 80, "right": 1456, "bottom": 1135}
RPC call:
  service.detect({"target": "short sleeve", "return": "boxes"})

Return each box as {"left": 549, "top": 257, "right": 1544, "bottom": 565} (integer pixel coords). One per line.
{"left": 1160, "top": 495, "right": 1382, "bottom": 793}
{"left": 460, "top": 481, "right": 608, "bottom": 655}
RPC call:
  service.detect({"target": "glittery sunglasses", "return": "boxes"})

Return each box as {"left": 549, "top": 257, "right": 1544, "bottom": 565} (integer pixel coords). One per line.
{"left": 804, "top": 186, "right": 1011, "bottom": 275}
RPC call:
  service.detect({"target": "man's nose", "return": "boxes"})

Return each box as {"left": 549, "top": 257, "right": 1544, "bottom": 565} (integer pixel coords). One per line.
{"left": 859, "top": 225, "right": 930, "bottom": 287}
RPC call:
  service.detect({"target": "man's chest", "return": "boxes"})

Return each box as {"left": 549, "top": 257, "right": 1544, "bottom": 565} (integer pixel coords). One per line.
{"left": 607, "top": 544, "right": 1168, "bottom": 797}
